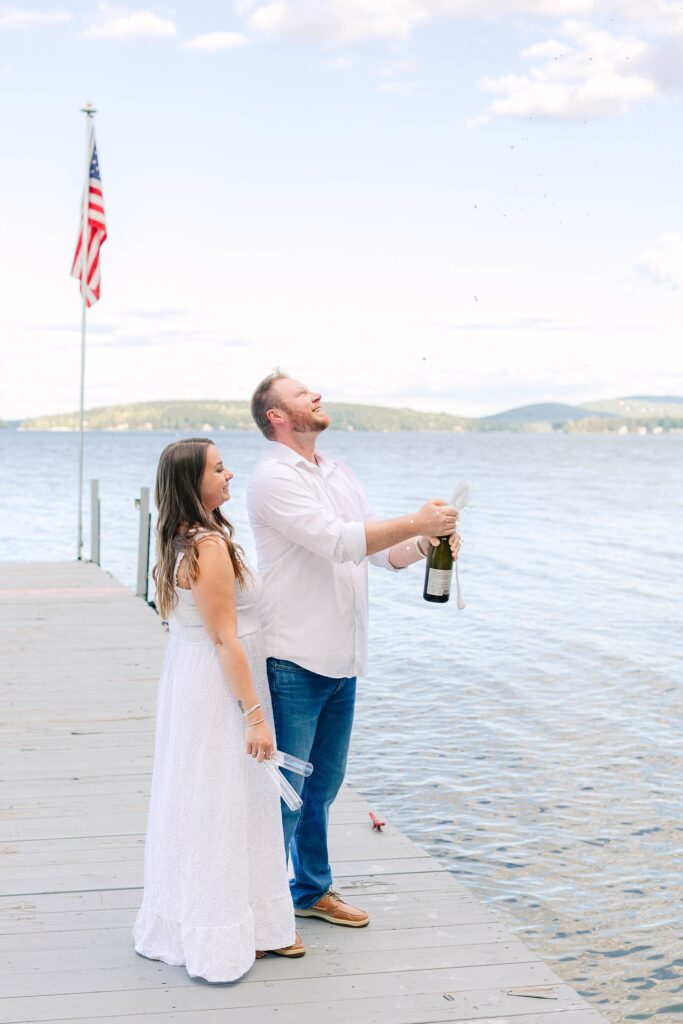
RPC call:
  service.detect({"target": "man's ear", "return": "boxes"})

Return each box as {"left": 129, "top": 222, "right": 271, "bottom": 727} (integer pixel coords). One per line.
{"left": 266, "top": 407, "right": 285, "bottom": 428}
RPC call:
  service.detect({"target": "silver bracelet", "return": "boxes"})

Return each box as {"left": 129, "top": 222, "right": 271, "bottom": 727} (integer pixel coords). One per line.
{"left": 241, "top": 702, "right": 261, "bottom": 718}
{"left": 246, "top": 717, "right": 266, "bottom": 727}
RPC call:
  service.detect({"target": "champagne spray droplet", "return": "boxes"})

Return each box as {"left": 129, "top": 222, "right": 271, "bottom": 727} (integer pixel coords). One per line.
{"left": 450, "top": 481, "right": 470, "bottom": 512}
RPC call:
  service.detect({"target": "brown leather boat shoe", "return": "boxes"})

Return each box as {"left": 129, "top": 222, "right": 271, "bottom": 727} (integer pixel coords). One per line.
{"left": 295, "top": 888, "right": 369, "bottom": 927}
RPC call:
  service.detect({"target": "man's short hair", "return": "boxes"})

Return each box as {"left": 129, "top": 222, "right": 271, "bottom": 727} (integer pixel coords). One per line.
{"left": 251, "top": 369, "right": 290, "bottom": 439}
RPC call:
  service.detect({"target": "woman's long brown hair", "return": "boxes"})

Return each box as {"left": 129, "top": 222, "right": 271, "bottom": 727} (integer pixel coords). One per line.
{"left": 153, "top": 437, "right": 248, "bottom": 619}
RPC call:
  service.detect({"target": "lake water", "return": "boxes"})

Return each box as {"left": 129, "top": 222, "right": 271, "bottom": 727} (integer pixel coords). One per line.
{"left": 1, "top": 429, "right": 682, "bottom": 1021}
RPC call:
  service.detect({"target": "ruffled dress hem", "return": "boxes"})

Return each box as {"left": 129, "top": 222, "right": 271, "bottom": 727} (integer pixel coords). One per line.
{"left": 133, "top": 896, "right": 295, "bottom": 983}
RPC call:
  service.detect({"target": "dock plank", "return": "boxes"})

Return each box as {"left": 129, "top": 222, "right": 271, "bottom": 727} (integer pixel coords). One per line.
{"left": 29, "top": 1010, "right": 607, "bottom": 1024}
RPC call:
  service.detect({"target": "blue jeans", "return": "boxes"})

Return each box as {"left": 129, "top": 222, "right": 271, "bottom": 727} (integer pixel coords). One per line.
{"left": 266, "top": 657, "right": 357, "bottom": 909}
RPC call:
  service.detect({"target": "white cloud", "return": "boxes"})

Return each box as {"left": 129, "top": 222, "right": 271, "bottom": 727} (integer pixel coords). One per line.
{"left": 329, "top": 54, "right": 353, "bottom": 70}
{"left": 239, "top": 0, "right": 593, "bottom": 45}
{"left": 521, "top": 38, "right": 569, "bottom": 58}
{"left": 379, "top": 79, "right": 422, "bottom": 96}
{"left": 431, "top": 0, "right": 594, "bottom": 12}
{"left": 640, "top": 35, "right": 683, "bottom": 94}
{"left": 640, "top": 232, "right": 683, "bottom": 289}
{"left": 181, "top": 31, "right": 249, "bottom": 51}
{"left": 471, "top": 19, "right": 659, "bottom": 123}
{"left": 379, "top": 58, "right": 420, "bottom": 95}
{"left": 245, "top": 0, "right": 427, "bottom": 44}
{"left": 381, "top": 58, "right": 417, "bottom": 77}
{"left": 613, "top": 0, "right": 683, "bottom": 36}
{"left": 0, "top": 9, "right": 71, "bottom": 30}
{"left": 233, "top": 0, "right": 683, "bottom": 126}
{"left": 83, "top": 7, "right": 176, "bottom": 41}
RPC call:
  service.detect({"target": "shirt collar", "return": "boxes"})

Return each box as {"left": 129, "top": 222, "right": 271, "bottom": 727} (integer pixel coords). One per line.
{"left": 268, "top": 441, "right": 337, "bottom": 476}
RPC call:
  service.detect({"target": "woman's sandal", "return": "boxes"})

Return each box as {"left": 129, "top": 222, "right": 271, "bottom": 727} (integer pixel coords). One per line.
{"left": 255, "top": 932, "right": 306, "bottom": 959}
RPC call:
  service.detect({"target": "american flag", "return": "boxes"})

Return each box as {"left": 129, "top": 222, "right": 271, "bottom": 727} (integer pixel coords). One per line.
{"left": 71, "top": 129, "right": 107, "bottom": 307}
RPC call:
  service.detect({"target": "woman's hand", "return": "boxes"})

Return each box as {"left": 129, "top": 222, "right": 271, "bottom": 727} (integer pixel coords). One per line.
{"left": 246, "top": 720, "right": 274, "bottom": 762}
{"left": 449, "top": 531, "right": 461, "bottom": 560}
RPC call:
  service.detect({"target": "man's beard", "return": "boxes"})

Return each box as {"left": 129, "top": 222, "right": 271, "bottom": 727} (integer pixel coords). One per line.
{"left": 286, "top": 406, "right": 330, "bottom": 434}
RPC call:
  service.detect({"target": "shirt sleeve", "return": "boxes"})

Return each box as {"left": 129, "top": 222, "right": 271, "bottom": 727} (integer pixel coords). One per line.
{"left": 350, "top": 468, "right": 401, "bottom": 573}
{"left": 248, "top": 466, "right": 367, "bottom": 566}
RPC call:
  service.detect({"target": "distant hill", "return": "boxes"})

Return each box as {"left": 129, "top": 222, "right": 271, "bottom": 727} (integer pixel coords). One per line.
{"left": 482, "top": 399, "right": 683, "bottom": 433}
{"left": 482, "top": 402, "right": 604, "bottom": 425}
{"left": 19, "top": 400, "right": 473, "bottom": 433}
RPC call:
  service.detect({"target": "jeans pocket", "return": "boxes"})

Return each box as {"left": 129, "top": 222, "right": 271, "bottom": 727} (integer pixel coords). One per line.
{"left": 267, "top": 658, "right": 296, "bottom": 694}
{"left": 268, "top": 657, "right": 301, "bottom": 675}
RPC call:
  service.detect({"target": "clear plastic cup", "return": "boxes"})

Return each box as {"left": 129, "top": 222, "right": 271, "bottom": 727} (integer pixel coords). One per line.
{"left": 271, "top": 750, "right": 313, "bottom": 777}
{"left": 263, "top": 760, "right": 303, "bottom": 811}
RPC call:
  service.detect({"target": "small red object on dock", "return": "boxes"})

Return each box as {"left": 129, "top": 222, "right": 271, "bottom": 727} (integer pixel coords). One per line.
{"left": 369, "top": 811, "right": 385, "bottom": 831}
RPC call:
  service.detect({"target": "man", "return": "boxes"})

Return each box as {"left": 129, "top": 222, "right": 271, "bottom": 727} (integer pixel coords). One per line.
{"left": 246, "top": 371, "right": 459, "bottom": 932}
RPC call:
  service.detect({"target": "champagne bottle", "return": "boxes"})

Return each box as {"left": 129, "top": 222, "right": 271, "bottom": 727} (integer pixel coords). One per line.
{"left": 423, "top": 537, "right": 453, "bottom": 603}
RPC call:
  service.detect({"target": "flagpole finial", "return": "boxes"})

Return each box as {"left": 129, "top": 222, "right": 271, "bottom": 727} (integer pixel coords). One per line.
{"left": 81, "top": 101, "right": 97, "bottom": 117}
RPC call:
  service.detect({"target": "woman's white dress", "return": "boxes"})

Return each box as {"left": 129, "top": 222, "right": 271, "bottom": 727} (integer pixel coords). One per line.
{"left": 133, "top": 556, "right": 295, "bottom": 982}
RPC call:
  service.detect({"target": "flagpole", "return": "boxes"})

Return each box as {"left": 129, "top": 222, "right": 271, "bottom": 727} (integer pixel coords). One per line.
{"left": 77, "top": 102, "right": 96, "bottom": 560}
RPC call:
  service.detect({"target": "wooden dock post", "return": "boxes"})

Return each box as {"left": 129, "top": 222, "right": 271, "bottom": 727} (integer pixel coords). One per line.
{"left": 135, "top": 485, "right": 151, "bottom": 601}
{"left": 89, "top": 478, "right": 100, "bottom": 565}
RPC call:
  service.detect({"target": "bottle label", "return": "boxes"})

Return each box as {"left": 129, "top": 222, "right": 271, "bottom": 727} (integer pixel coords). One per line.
{"left": 426, "top": 568, "right": 452, "bottom": 597}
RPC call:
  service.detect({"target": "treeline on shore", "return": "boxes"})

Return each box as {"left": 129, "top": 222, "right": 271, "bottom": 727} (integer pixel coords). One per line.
{"left": 7, "top": 399, "right": 683, "bottom": 433}
{"left": 16, "top": 401, "right": 472, "bottom": 433}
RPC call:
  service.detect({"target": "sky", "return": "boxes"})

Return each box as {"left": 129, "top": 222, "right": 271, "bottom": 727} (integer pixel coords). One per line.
{"left": 1, "top": 0, "right": 682, "bottom": 419}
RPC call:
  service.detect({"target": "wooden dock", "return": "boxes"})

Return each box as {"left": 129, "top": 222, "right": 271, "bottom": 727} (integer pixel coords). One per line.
{"left": 0, "top": 562, "right": 608, "bottom": 1024}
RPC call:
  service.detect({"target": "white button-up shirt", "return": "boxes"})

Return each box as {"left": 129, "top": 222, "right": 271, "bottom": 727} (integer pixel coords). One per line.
{"left": 246, "top": 441, "right": 397, "bottom": 678}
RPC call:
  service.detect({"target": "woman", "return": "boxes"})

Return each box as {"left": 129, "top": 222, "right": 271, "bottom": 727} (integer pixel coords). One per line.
{"left": 133, "top": 437, "right": 302, "bottom": 982}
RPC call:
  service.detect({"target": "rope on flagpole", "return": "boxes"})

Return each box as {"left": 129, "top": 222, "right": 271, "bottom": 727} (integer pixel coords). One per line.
{"left": 77, "top": 101, "right": 96, "bottom": 561}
